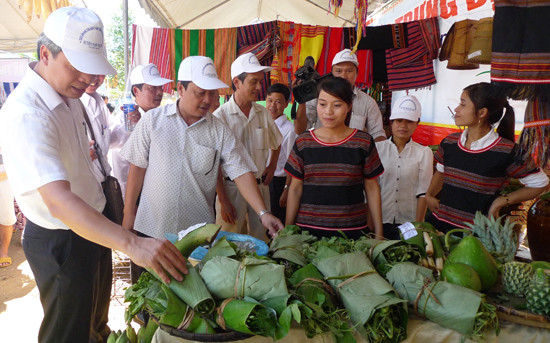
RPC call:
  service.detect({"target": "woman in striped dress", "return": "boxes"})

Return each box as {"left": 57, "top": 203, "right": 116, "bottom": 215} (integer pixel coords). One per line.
{"left": 425, "top": 82, "right": 548, "bottom": 233}
{"left": 285, "top": 77, "right": 384, "bottom": 239}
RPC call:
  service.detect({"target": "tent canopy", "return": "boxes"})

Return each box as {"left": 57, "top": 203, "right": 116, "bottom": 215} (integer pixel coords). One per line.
{"left": 0, "top": 0, "right": 46, "bottom": 53}
{"left": 137, "top": 0, "right": 392, "bottom": 29}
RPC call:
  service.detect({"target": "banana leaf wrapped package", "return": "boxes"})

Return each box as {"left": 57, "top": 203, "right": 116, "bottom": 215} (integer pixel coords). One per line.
{"left": 216, "top": 298, "right": 278, "bottom": 338}
{"left": 354, "top": 238, "right": 423, "bottom": 277}
{"left": 124, "top": 273, "right": 215, "bottom": 333}
{"left": 150, "top": 263, "right": 215, "bottom": 315}
{"left": 200, "top": 256, "right": 289, "bottom": 301}
{"left": 386, "top": 262, "right": 498, "bottom": 340}
{"left": 269, "top": 226, "right": 316, "bottom": 269}
{"left": 314, "top": 251, "right": 408, "bottom": 343}
{"left": 285, "top": 265, "right": 355, "bottom": 343}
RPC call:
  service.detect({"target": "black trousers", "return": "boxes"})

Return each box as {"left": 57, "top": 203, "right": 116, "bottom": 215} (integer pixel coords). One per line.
{"left": 269, "top": 176, "right": 287, "bottom": 224}
{"left": 91, "top": 245, "right": 112, "bottom": 342}
{"left": 23, "top": 220, "right": 108, "bottom": 343}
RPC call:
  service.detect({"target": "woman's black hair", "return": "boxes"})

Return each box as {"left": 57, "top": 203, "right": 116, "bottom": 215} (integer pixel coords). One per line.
{"left": 317, "top": 76, "right": 354, "bottom": 126}
{"left": 463, "top": 82, "right": 515, "bottom": 142}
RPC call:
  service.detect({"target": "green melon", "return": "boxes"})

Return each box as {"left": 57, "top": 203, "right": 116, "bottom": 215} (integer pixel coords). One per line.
{"left": 441, "top": 262, "right": 482, "bottom": 292}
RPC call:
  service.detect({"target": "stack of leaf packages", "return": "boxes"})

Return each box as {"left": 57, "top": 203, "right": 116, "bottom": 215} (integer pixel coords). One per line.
{"left": 268, "top": 226, "right": 356, "bottom": 343}
{"left": 125, "top": 273, "right": 216, "bottom": 335}
{"left": 199, "top": 237, "right": 287, "bottom": 338}
{"left": 314, "top": 251, "right": 409, "bottom": 343}
{"left": 386, "top": 262, "right": 499, "bottom": 341}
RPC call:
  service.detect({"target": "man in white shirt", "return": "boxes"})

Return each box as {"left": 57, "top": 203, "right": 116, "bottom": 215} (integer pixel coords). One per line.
{"left": 0, "top": 8, "right": 187, "bottom": 342}
{"left": 214, "top": 53, "right": 283, "bottom": 241}
{"left": 121, "top": 57, "right": 283, "bottom": 267}
{"left": 81, "top": 75, "right": 112, "bottom": 182}
{"left": 294, "top": 49, "right": 386, "bottom": 142}
{"left": 265, "top": 83, "right": 297, "bottom": 224}
{"left": 375, "top": 95, "right": 433, "bottom": 239}
{"left": 110, "top": 63, "right": 172, "bottom": 197}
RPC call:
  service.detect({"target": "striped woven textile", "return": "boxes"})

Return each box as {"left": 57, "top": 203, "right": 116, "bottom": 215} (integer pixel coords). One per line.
{"left": 149, "top": 27, "right": 173, "bottom": 94}
{"left": 433, "top": 132, "right": 539, "bottom": 228}
{"left": 357, "top": 23, "right": 407, "bottom": 50}
{"left": 237, "top": 21, "right": 277, "bottom": 100}
{"left": 491, "top": 0, "right": 550, "bottom": 101}
{"left": 284, "top": 130, "right": 384, "bottom": 231}
{"left": 171, "top": 28, "right": 236, "bottom": 95}
{"left": 271, "top": 21, "right": 302, "bottom": 87}
{"left": 517, "top": 98, "right": 550, "bottom": 169}
{"left": 316, "top": 27, "right": 344, "bottom": 76}
{"left": 342, "top": 28, "right": 372, "bottom": 88}
{"left": 385, "top": 21, "right": 436, "bottom": 91}
{"left": 299, "top": 25, "right": 327, "bottom": 68}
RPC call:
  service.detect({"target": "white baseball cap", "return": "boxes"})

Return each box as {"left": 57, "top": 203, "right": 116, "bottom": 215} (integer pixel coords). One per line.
{"left": 231, "top": 52, "right": 273, "bottom": 79}
{"left": 130, "top": 64, "right": 172, "bottom": 87}
{"left": 43, "top": 7, "right": 116, "bottom": 75}
{"left": 178, "top": 56, "right": 228, "bottom": 90}
{"left": 332, "top": 49, "right": 359, "bottom": 67}
{"left": 390, "top": 95, "right": 422, "bottom": 121}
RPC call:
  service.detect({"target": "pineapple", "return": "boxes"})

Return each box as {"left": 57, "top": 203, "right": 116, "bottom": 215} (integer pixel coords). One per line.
{"left": 526, "top": 269, "right": 550, "bottom": 315}
{"left": 501, "top": 261, "right": 534, "bottom": 297}
{"left": 466, "top": 211, "right": 518, "bottom": 264}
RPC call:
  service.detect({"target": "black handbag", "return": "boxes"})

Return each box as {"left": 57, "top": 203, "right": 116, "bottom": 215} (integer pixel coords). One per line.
{"left": 82, "top": 103, "right": 124, "bottom": 225}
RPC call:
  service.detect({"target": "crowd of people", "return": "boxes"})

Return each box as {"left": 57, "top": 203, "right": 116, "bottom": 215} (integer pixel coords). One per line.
{"left": 0, "top": 6, "right": 548, "bottom": 343}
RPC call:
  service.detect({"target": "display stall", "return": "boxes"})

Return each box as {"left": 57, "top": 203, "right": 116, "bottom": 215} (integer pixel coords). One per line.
{"left": 152, "top": 316, "right": 550, "bottom": 343}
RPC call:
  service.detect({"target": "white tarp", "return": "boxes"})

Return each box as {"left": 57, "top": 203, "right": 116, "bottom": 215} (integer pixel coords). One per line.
{"left": 137, "top": 0, "right": 378, "bottom": 29}
{"left": 0, "top": 0, "right": 46, "bottom": 53}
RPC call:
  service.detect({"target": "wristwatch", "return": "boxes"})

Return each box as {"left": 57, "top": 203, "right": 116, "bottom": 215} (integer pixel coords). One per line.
{"left": 258, "top": 209, "right": 270, "bottom": 219}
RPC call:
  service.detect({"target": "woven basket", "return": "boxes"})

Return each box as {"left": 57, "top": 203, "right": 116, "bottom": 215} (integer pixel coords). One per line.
{"left": 158, "top": 322, "right": 253, "bottom": 342}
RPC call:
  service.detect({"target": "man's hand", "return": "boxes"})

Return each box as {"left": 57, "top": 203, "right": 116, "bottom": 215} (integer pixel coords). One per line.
{"left": 128, "top": 237, "right": 188, "bottom": 283}
{"left": 261, "top": 213, "right": 283, "bottom": 238}
{"left": 426, "top": 194, "right": 440, "bottom": 213}
{"left": 219, "top": 197, "right": 237, "bottom": 225}
{"left": 262, "top": 165, "right": 276, "bottom": 186}
{"left": 279, "top": 187, "right": 289, "bottom": 207}
{"left": 128, "top": 108, "right": 141, "bottom": 125}
{"left": 89, "top": 140, "right": 98, "bottom": 160}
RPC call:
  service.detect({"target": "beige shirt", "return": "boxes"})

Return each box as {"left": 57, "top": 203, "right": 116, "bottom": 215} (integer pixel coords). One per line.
{"left": 214, "top": 96, "right": 282, "bottom": 179}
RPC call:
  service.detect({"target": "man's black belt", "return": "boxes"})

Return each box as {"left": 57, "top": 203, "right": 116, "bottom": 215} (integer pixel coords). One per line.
{"left": 225, "top": 176, "right": 262, "bottom": 184}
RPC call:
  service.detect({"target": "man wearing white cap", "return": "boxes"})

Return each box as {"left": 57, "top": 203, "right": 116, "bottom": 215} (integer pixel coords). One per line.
{"left": 375, "top": 95, "right": 433, "bottom": 239}
{"left": 295, "top": 49, "right": 386, "bottom": 142}
{"left": 0, "top": 7, "right": 187, "bottom": 342}
{"left": 121, "top": 56, "right": 283, "bottom": 247}
{"left": 110, "top": 63, "right": 172, "bottom": 197}
{"left": 214, "top": 52, "right": 283, "bottom": 241}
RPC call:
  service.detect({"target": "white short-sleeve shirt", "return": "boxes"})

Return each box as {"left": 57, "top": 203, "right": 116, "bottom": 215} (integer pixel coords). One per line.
{"left": 81, "top": 91, "right": 112, "bottom": 182}
{"left": 214, "top": 96, "right": 282, "bottom": 179}
{"left": 120, "top": 102, "right": 257, "bottom": 238}
{"left": 270, "top": 115, "right": 298, "bottom": 177}
{"left": 306, "top": 88, "right": 386, "bottom": 140}
{"left": 376, "top": 138, "right": 433, "bottom": 224}
{"left": 0, "top": 62, "right": 105, "bottom": 230}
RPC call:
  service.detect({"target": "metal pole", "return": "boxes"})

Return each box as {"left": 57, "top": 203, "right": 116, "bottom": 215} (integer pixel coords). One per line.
{"left": 123, "top": 0, "right": 129, "bottom": 83}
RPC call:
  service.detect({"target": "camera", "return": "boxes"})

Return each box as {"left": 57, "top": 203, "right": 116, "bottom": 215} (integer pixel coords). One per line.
{"left": 292, "top": 56, "right": 325, "bottom": 104}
